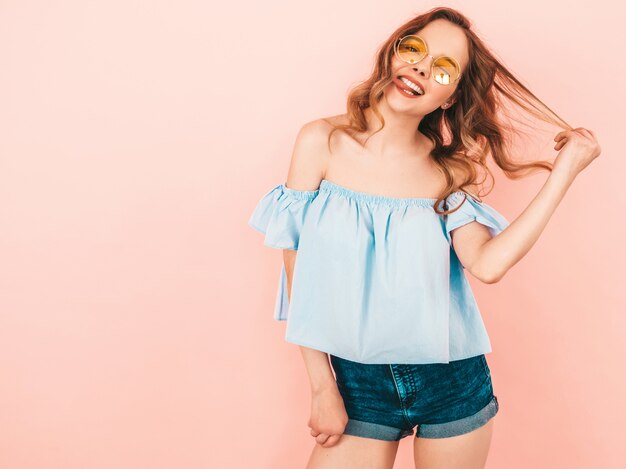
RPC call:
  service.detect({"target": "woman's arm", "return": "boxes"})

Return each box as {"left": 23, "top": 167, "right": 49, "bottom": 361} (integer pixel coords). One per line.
{"left": 457, "top": 169, "right": 574, "bottom": 283}
{"left": 284, "top": 249, "right": 348, "bottom": 448}
{"left": 283, "top": 249, "right": 337, "bottom": 392}
{"left": 454, "top": 127, "right": 602, "bottom": 283}
{"left": 281, "top": 118, "right": 337, "bottom": 391}
{"left": 280, "top": 120, "right": 348, "bottom": 447}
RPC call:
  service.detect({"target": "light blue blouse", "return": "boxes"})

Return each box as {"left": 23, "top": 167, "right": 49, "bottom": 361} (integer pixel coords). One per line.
{"left": 248, "top": 178, "right": 510, "bottom": 364}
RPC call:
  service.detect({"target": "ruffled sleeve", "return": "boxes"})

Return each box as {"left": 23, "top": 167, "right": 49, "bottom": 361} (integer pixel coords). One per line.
{"left": 443, "top": 191, "right": 510, "bottom": 244}
{"left": 248, "top": 183, "right": 320, "bottom": 250}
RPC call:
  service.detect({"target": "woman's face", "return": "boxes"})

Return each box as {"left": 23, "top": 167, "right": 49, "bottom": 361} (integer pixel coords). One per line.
{"left": 385, "top": 19, "right": 469, "bottom": 116}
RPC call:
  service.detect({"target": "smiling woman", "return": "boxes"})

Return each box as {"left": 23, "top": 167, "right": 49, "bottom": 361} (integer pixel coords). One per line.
{"left": 248, "top": 5, "right": 601, "bottom": 469}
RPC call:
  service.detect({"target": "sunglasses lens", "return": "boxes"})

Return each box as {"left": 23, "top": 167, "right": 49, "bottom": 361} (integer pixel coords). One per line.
{"left": 432, "top": 57, "right": 460, "bottom": 85}
{"left": 396, "top": 36, "right": 427, "bottom": 64}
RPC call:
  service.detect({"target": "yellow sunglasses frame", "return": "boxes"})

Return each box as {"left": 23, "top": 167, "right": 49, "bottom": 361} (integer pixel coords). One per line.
{"left": 394, "top": 35, "right": 462, "bottom": 86}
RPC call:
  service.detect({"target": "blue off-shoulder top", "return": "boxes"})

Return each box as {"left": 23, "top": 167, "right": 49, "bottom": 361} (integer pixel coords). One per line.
{"left": 248, "top": 179, "right": 510, "bottom": 364}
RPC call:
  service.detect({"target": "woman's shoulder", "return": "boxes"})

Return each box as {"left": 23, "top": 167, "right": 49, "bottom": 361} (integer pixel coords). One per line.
{"left": 297, "top": 114, "right": 350, "bottom": 143}
{"left": 287, "top": 114, "right": 354, "bottom": 188}
{"left": 284, "top": 118, "right": 338, "bottom": 191}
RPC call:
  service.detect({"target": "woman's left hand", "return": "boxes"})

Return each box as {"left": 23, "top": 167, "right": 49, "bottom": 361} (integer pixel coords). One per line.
{"left": 552, "top": 127, "right": 602, "bottom": 178}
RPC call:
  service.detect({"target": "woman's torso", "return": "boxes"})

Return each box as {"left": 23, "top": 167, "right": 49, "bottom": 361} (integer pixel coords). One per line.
{"left": 248, "top": 113, "right": 511, "bottom": 364}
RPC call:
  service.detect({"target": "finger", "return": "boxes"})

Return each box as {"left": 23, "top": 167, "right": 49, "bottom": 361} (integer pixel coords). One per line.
{"left": 554, "top": 136, "right": 568, "bottom": 149}
{"left": 581, "top": 129, "right": 599, "bottom": 147}
{"left": 316, "top": 433, "right": 330, "bottom": 445}
{"left": 555, "top": 135, "right": 568, "bottom": 144}
{"left": 321, "top": 434, "right": 342, "bottom": 448}
{"left": 574, "top": 128, "right": 594, "bottom": 140}
{"left": 555, "top": 128, "right": 577, "bottom": 141}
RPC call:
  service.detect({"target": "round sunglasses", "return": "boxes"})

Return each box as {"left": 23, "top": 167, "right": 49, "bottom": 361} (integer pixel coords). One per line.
{"left": 394, "top": 35, "right": 462, "bottom": 86}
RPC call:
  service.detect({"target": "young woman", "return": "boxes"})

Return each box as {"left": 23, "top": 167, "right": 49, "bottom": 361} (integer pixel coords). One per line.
{"left": 248, "top": 7, "right": 600, "bottom": 469}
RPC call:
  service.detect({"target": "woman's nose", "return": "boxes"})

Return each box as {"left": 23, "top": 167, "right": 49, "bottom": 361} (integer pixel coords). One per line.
{"left": 413, "top": 55, "right": 435, "bottom": 79}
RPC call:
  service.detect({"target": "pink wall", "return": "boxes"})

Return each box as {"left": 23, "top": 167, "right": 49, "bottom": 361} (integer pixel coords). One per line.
{"left": 0, "top": 1, "right": 624, "bottom": 468}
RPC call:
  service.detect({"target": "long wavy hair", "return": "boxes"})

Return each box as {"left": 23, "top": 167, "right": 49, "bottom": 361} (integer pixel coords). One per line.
{"left": 325, "top": 6, "right": 573, "bottom": 215}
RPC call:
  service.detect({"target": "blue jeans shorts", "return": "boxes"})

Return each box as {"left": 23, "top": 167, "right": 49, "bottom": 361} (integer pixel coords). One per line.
{"left": 329, "top": 353, "right": 499, "bottom": 440}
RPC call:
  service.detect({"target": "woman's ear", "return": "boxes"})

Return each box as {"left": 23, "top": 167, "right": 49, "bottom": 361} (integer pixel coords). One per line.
{"left": 442, "top": 100, "right": 455, "bottom": 109}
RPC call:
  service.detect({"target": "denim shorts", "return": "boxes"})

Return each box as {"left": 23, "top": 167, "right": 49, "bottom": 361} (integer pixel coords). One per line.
{"left": 329, "top": 353, "right": 499, "bottom": 440}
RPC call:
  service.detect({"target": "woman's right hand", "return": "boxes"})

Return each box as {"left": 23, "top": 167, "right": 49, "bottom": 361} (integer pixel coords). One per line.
{"left": 552, "top": 127, "right": 601, "bottom": 179}
{"left": 307, "top": 385, "right": 349, "bottom": 448}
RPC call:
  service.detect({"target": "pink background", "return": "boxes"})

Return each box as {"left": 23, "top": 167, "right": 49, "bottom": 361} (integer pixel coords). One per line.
{"left": 1, "top": 1, "right": 624, "bottom": 468}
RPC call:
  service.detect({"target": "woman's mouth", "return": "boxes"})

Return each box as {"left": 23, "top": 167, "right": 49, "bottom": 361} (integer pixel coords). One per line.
{"left": 392, "top": 76, "right": 425, "bottom": 98}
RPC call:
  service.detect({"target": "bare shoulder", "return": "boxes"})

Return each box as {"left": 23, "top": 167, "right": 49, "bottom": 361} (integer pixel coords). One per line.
{"left": 449, "top": 166, "right": 482, "bottom": 200}
{"left": 298, "top": 114, "right": 350, "bottom": 143}
{"left": 286, "top": 116, "right": 345, "bottom": 190}
{"left": 294, "top": 117, "right": 335, "bottom": 149}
